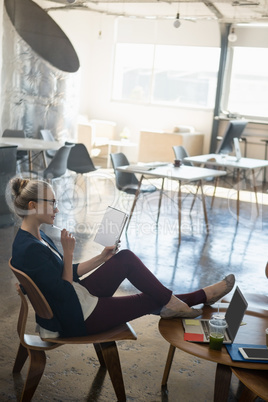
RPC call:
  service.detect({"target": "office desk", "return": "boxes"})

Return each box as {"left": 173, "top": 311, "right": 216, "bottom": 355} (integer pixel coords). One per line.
{"left": 159, "top": 305, "right": 268, "bottom": 402}
{"left": 0, "top": 137, "right": 60, "bottom": 170}
{"left": 184, "top": 154, "right": 268, "bottom": 221}
{"left": 116, "top": 164, "right": 226, "bottom": 243}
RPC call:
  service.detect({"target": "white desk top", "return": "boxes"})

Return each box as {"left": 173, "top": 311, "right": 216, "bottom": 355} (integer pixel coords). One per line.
{"left": 184, "top": 154, "right": 268, "bottom": 170}
{"left": 117, "top": 164, "right": 226, "bottom": 182}
{"left": 0, "top": 137, "right": 60, "bottom": 151}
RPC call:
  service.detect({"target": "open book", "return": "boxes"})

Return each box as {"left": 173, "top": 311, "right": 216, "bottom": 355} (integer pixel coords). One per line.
{"left": 94, "top": 206, "right": 128, "bottom": 247}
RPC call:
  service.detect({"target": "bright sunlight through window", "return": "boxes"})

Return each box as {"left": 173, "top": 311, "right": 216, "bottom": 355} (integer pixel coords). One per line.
{"left": 112, "top": 44, "right": 220, "bottom": 109}
{"left": 224, "top": 47, "right": 268, "bottom": 119}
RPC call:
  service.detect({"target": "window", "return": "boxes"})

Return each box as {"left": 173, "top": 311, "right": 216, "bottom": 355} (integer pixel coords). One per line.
{"left": 222, "top": 47, "right": 268, "bottom": 119}
{"left": 112, "top": 44, "right": 220, "bottom": 109}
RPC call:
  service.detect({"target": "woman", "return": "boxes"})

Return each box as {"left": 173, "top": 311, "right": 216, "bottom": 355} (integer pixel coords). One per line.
{"left": 10, "top": 178, "right": 235, "bottom": 338}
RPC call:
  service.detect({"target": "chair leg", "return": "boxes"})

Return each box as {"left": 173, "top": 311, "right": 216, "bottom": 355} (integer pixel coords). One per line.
{"left": 99, "top": 341, "right": 126, "bottom": 402}
{"left": 13, "top": 343, "right": 29, "bottom": 373}
{"left": 21, "top": 349, "right": 47, "bottom": 402}
{"left": 93, "top": 343, "right": 106, "bottom": 367}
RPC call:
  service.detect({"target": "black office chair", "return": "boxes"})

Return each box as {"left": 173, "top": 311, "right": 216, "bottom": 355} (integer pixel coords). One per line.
{"left": 66, "top": 142, "right": 100, "bottom": 204}
{"left": 110, "top": 152, "right": 157, "bottom": 195}
{"left": 172, "top": 145, "right": 193, "bottom": 167}
{"left": 40, "top": 144, "right": 74, "bottom": 181}
{"left": 3, "top": 129, "right": 28, "bottom": 171}
{"left": 67, "top": 143, "right": 98, "bottom": 174}
{"left": 110, "top": 152, "right": 162, "bottom": 228}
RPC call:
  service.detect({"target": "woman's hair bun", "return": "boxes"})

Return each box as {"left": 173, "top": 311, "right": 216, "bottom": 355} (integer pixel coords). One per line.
{"left": 11, "top": 178, "right": 29, "bottom": 197}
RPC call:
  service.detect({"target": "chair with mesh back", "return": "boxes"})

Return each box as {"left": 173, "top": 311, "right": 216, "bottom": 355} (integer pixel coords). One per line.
{"left": 66, "top": 142, "right": 100, "bottom": 203}
{"left": 110, "top": 152, "right": 163, "bottom": 229}
{"left": 3, "top": 129, "right": 28, "bottom": 171}
{"left": 9, "top": 259, "right": 137, "bottom": 402}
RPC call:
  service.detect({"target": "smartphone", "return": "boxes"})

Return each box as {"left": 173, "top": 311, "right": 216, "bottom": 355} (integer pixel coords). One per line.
{"left": 239, "top": 347, "right": 268, "bottom": 360}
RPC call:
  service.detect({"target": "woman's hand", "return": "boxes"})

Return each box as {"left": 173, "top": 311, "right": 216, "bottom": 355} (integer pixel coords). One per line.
{"left": 60, "top": 229, "right": 75, "bottom": 257}
{"left": 76, "top": 242, "right": 121, "bottom": 277}
{"left": 101, "top": 241, "right": 121, "bottom": 262}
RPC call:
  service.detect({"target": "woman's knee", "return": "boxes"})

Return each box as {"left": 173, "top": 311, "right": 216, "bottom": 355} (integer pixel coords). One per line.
{"left": 116, "top": 249, "right": 136, "bottom": 261}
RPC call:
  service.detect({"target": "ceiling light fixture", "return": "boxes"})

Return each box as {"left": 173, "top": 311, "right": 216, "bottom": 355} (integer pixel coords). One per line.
{"left": 173, "top": 13, "right": 181, "bottom": 28}
{"left": 228, "top": 26, "right": 238, "bottom": 42}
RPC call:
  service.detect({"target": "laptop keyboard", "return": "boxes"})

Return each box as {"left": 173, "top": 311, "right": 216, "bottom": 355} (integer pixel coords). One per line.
{"left": 202, "top": 320, "right": 210, "bottom": 340}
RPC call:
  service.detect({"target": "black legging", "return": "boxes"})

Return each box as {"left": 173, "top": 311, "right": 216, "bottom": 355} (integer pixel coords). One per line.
{"left": 80, "top": 249, "right": 206, "bottom": 334}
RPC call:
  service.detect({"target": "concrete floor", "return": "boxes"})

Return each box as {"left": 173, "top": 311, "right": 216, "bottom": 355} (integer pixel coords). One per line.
{"left": 0, "top": 167, "right": 267, "bottom": 401}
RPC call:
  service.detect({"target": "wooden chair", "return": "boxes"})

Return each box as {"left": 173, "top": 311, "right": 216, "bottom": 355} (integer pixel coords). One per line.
{"left": 9, "top": 260, "right": 137, "bottom": 402}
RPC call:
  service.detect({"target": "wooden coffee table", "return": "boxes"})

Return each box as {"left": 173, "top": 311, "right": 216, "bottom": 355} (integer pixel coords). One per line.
{"left": 158, "top": 305, "right": 268, "bottom": 402}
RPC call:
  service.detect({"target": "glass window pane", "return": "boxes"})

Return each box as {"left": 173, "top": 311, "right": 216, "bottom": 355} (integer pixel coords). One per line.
{"left": 227, "top": 47, "right": 268, "bottom": 118}
{"left": 152, "top": 46, "right": 220, "bottom": 108}
{"left": 112, "top": 44, "right": 220, "bottom": 108}
{"left": 112, "top": 43, "right": 154, "bottom": 102}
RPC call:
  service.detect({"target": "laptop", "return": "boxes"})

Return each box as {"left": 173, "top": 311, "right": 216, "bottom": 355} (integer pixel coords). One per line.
{"left": 182, "top": 286, "right": 248, "bottom": 344}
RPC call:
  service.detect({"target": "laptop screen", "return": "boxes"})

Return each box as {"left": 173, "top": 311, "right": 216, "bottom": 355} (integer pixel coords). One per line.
{"left": 225, "top": 287, "right": 248, "bottom": 341}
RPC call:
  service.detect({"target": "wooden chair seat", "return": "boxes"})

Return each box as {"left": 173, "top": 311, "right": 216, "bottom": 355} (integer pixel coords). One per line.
{"left": 9, "top": 260, "right": 137, "bottom": 402}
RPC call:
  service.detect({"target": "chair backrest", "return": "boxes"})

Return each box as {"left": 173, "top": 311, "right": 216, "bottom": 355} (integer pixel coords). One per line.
{"left": 9, "top": 259, "right": 53, "bottom": 319}
{"left": 43, "top": 144, "right": 74, "bottom": 179}
{"left": 67, "top": 143, "right": 96, "bottom": 173}
{"left": 172, "top": 145, "right": 193, "bottom": 166}
{"left": 40, "top": 129, "right": 57, "bottom": 159}
{"left": 40, "top": 129, "right": 55, "bottom": 142}
{"left": 3, "top": 129, "right": 26, "bottom": 138}
{"left": 110, "top": 152, "right": 139, "bottom": 191}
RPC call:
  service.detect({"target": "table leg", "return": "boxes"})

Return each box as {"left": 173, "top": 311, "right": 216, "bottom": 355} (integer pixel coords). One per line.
{"left": 161, "top": 344, "right": 176, "bottom": 389}
{"left": 156, "top": 178, "right": 165, "bottom": 225}
{"left": 190, "top": 183, "right": 199, "bottom": 213}
{"left": 251, "top": 169, "right": 259, "bottom": 216}
{"left": 200, "top": 180, "right": 209, "bottom": 234}
{"left": 214, "top": 363, "right": 232, "bottom": 402}
{"left": 178, "top": 181, "right": 182, "bottom": 244}
{"left": 236, "top": 168, "right": 240, "bottom": 222}
{"left": 211, "top": 176, "right": 219, "bottom": 209}
{"left": 28, "top": 150, "right": 33, "bottom": 172}
{"left": 107, "top": 143, "right": 112, "bottom": 168}
{"left": 126, "top": 174, "right": 143, "bottom": 231}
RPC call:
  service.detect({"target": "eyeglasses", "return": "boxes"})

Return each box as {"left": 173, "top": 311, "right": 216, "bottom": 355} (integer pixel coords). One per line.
{"left": 33, "top": 199, "right": 58, "bottom": 209}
